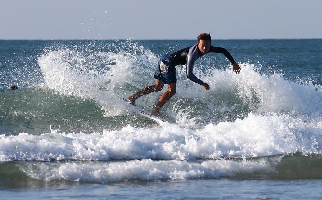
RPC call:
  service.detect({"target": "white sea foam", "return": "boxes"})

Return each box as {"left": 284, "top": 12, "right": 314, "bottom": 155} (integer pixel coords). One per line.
{"left": 20, "top": 158, "right": 277, "bottom": 183}
{"left": 2, "top": 110, "right": 320, "bottom": 182}
{"left": 176, "top": 63, "right": 322, "bottom": 116}
{"left": 0, "top": 111, "right": 321, "bottom": 163}
{"left": 37, "top": 44, "right": 159, "bottom": 116}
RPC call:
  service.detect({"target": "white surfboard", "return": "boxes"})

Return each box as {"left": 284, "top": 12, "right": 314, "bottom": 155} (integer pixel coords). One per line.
{"left": 130, "top": 104, "right": 167, "bottom": 123}
{"left": 123, "top": 98, "right": 167, "bottom": 123}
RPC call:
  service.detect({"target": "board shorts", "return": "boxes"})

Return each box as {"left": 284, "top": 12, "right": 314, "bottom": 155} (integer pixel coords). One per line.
{"left": 154, "top": 54, "right": 176, "bottom": 84}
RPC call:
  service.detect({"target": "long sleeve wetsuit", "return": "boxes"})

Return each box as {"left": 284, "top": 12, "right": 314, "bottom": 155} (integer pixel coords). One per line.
{"left": 169, "top": 44, "right": 236, "bottom": 85}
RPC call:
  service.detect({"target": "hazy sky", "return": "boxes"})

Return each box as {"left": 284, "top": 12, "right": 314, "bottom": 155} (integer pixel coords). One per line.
{"left": 1, "top": 0, "right": 321, "bottom": 40}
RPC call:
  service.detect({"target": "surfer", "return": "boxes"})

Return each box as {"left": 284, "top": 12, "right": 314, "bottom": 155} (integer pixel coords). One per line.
{"left": 128, "top": 33, "right": 241, "bottom": 117}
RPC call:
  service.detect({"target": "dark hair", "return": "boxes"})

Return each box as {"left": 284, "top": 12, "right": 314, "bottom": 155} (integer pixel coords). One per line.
{"left": 197, "top": 33, "right": 211, "bottom": 43}
{"left": 10, "top": 85, "right": 18, "bottom": 90}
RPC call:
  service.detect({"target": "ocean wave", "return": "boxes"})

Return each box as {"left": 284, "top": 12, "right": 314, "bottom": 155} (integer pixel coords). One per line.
{"left": 1, "top": 40, "right": 322, "bottom": 183}
{"left": 1, "top": 153, "right": 321, "bottom": 184}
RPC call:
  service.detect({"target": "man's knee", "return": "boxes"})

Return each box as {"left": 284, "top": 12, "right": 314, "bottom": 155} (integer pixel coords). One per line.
{"left": 154, "top": 79, "right": 164, "bottom": 91}
{"left": 155, "top": 84, "right": 163, "bottom": 91}
{"left": 167, "top": 83, "right": 176, "bottom": 96}
{"left": 167, "top": 87, "right": 176, "bottom": 96}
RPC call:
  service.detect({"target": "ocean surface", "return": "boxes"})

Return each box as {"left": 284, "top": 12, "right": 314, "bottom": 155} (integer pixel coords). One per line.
{"left": 0, "top": 39, "right": 322, "bottom": 199}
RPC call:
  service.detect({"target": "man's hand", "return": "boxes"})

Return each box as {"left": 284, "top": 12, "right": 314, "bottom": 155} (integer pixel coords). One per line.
{"left": 233, "top": 63, "right": 241, "bottom": 74}
{"left": 202, "top": 83, "right": 210, "bottom": 90}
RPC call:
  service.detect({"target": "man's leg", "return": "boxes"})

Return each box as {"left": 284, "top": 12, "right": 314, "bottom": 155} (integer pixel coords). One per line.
{"left": 151, "top": 83, "right": 176, "bottom": 116}
{"left": 128, "top": 79, "right": 164, "bottom": 105}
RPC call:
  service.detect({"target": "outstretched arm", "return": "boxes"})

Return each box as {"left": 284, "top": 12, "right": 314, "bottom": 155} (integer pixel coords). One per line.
{"left": 209, "top": 46, "right": 241, "bottom": 74}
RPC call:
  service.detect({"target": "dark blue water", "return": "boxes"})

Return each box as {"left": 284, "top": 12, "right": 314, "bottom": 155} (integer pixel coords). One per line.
{"left": 1, "top": 39, "right": 322, "bottom": 199}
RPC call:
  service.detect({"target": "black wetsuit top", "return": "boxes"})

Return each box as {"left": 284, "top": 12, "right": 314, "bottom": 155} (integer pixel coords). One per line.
{"left": 169, "top": 44, "right": 236, "bottom": 85}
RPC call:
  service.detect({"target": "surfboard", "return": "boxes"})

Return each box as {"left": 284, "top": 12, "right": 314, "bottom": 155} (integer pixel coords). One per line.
{"left": 123, "top": 98, "right": 167, "bottom": 123}
{"left": 130, "top": 104, "right": 167, "bottom": 123}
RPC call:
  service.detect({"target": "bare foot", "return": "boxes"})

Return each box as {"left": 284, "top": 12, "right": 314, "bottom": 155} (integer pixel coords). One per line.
{"left": 151, "top": 110, "right": 163, "bottom": 118}
{"left": 128, "top": 96, "right": 135, "bottom": 105}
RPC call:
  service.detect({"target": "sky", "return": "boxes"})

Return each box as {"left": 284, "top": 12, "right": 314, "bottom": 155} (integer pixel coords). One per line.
{"left": 0, "top": 0, "right": 321, "bottom": 40}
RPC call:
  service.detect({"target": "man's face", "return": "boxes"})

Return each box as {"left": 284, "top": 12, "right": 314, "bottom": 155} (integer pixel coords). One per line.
{"left": 198, "top": 39, "right": 211, "bottom": 54}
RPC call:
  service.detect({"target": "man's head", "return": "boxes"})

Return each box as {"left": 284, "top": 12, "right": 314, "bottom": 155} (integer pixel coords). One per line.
{"left": 197, "top": 33, "right": 211, "bottom": 54}
{"left": 197, "top": 33, "right": 211, "bottom": 43}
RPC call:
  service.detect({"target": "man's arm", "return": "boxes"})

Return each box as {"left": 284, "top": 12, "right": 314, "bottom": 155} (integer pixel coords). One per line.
{"left": 186, "top": 58, "right": 204, "bottom": 85}
{"left": 209, "top": 46, "right": 240, "bottom": 73}
{"left": 186, "top": 58, "right": 210, "bottom": 90}
{"left": 209, "top": 46, "right": 236, "bottom": 63}
{"left": 186, "top": 46, "right": 205, "bottom": 85}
